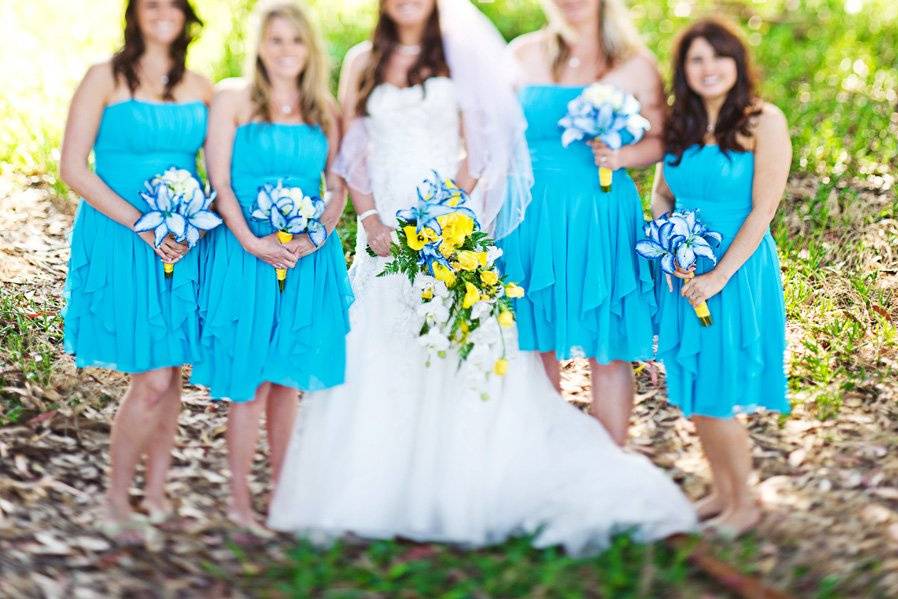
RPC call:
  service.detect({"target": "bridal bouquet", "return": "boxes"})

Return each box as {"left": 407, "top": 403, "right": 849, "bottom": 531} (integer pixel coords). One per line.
{"left": 134, "top": 167, "right": 222, "bottom": 278}
{"left": 374, "top": 172, "right": 525, "bottom": 395}
{"left": 252, "top": 181, "right": 327, "bottom": 292}
{"left": 558, "top": 83, "right": 651, "bottom": 192}
{"left": 635, "top": 209, "right": 722, "bottom": 327}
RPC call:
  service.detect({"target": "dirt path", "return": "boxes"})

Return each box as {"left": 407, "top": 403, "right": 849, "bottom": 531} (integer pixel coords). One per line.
{"left": 0, "top": 178, "right": 896, "bottom": 597}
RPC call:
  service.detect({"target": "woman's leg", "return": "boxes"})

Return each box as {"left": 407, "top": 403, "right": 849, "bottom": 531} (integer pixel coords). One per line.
{"left": 226, "top": 383, "right": 271, "bottom": 525}
{"left": 588, "top": 359, "right": 634, "bottom": 446}
{"left": 264, "top": 385, "right": 300, "bottom": 491}
{"left": 539, "top": 352, "right": 562, "bottom": 393}
{"left": 142, "top": 367, "right": 182, "bottom": 518}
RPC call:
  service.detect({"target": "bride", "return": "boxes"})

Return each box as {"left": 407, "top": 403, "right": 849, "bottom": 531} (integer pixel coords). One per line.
{"left": 268, "top": 0, "right": 697, "bottom": 555}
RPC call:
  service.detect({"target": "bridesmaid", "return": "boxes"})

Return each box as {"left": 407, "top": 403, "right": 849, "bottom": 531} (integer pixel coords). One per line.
{"left": 501, "top": 0, "right": 665, "bottom": 445}
{"left": 192, "top": 0, "right": 352, "bottom": 531}
{"left": 652, "top": 18, "right": 791, "bottom": 536}
{"left": 59, "top": 0, "right": 212, "bottom": 540}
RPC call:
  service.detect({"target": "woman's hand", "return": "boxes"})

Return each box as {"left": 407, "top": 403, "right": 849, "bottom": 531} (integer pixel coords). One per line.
{"left": 589, "top": 139, "right": 624, "bottom": 170}
{"left": 247, "top": 234, "right": 298, "bottom": 270}
{"left": 139, "top": 231, "right": 188, "bottom": 264}
{"left": 285, "top": 234, "right": 319, "bottom": 259}
{"left": 680, "top": 270, "right": 727, "bottom": 307}
{"left": 364, "top": 217, "right": 394, "bottom": 257}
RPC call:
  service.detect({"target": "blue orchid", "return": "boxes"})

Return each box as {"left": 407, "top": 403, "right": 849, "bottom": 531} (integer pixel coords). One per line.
{"left": 253, "top": 182, "right": 329, "bottom": 247}
{"left": 177, "top": 186, "right": 222, "bottom": 247}
{"left": 396, "top": 171, "right": 479, "bottom": 233}
{"left": 635, "top": 210, "right": 722, "bottom": 275}
{"left": 559, "top": 84, "right": 651, "bottom": 150}
{"left": 134, "top": 183, "right": 187, "bottom": 247}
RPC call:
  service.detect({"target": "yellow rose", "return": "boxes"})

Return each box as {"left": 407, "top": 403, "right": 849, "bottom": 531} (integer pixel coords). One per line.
{"left": 498, "top": 310, "right": 515, "bottom": 328}
{"left": 463, "top": 281, "right": 481, "bottom": 309}
{"left": 403, "top": 226, "right": 438, "bottom": 251}
{"left": 439, "top": 240, "right": 458, "bottom": 258}
{"left": 493, "top": 358, "right": 508, "bottom": 376}
{"left": 456, "top": 250, "right": 481, "bottom": 272}
{"left": 480, "top": 270, "right": 499, "bottom": 286}
{"left": 432, "top": 262, "right": 457, "bottom": 287}
{"left": 421, "top": 287, "right": 434, "bottom": 301}
{"left": 505, "top": 283, "right": 525, "bottom": 299}
{"left": 437, "top": 212, "right": 475, "bottom": 248}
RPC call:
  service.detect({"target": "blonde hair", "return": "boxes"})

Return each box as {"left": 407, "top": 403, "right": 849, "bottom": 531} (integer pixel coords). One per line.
{"left": 541, "top": 0, "right": 644, "bottom": 81}
{"left": 247, "top": 1, "right": 334, "bottom": 132}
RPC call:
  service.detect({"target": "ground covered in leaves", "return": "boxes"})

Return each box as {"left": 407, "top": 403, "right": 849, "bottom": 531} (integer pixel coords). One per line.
{"left": 1, "top": 176, "right": 896, "bottom": 598}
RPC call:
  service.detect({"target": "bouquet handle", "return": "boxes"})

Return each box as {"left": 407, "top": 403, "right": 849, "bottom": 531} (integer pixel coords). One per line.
{"left": 598, "top": 166, "right": 612, "bottom": 193}
{"left": 275, "top": 231, "right": 293, "bottom": 292}
{"left": 163, "top": 262, "right": 174, "bottom": 278}
{"left": 677, "top": 268, "right": 713, "bottom": 327}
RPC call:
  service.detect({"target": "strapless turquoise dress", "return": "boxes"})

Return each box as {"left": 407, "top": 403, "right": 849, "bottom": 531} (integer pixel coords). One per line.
{"left": 63, "top": 99, "right": 207, "bottom": 373}
{"left": 657, "top": 145, "right": 789, "bottom": 418}
{"left": 499, "top": 85, "right": 655, "bottom": 362}
{"left": 191, "top": 123, "right": 353, "bottom": 402}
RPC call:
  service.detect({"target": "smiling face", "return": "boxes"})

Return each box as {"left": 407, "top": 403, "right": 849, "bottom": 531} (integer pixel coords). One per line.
{"left": 135, "top": 0, "right": 186, "bottom": 46}
{"left": 258, "top": 16, "right": 308, "bottom": 82}
{"left": 683, "top": 36, "right": 739, "bottom": 102}
{"left": 546, "top": 0, "right": 601, "bottom": 25}
{"left": 382, "top": 0, "right": 436, "bottom": 29}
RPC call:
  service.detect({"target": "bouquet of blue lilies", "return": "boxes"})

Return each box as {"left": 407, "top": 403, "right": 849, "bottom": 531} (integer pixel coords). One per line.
{"left": 558, "top": 83, "right": 651, "bottom": 193}
{"left": 635, "top": 209, "right": 722, "bottom": 327}
{"left": 374, "top": 171, "right": 525, "bottom": 395}
{"left": 252, "top": 180, "right": 327, "bottom": 292}
{"left": 134, "top": 167, "right": 223, "bottom": 278}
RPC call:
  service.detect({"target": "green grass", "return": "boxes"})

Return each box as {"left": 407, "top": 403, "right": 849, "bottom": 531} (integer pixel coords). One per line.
{"left": 235, "top": 534, "right": 701, "bottom": 597}
{"left": 0, "top": 290, "right": 64, "bottom": 424}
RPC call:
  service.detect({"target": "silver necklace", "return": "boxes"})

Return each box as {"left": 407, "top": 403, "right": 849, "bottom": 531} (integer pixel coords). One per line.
{"left": 568, "top": 56, "right": 581, "bottom": 69}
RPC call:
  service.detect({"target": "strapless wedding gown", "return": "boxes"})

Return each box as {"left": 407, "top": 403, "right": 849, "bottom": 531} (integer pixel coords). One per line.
{"left": 267, "top": 77, "right": 697, "bottom": 555}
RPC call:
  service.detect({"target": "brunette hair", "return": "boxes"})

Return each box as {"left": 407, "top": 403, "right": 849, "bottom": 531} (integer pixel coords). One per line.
{"left": 540, "top": 0, "right": 644, "bottom": 82}
{"left": 247, "top": 1, "right": 335, "bottom": 132}
{"left": 355, "top": 0, "right": 451, "bottom": 116}
{"left": 111, "top": 0, "right": 202, "bottom": 100}
{"left": 666, "top": 17, "right": 762, "bottom": 164}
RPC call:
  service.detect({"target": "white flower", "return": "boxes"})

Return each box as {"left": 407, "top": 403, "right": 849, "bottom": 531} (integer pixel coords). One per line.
{"left": 583, "top": 83, "right": 614, "bottom": 106}
{"left": 160, "top": 168, "right": 201, "bottom": 199}
{"left": 471, "top": 300, "right": 493, "bottom": 321}
{"left": 469, "top": 318, "right": 501, "bottom": 345}
{"left": 419, "top": 327, "right": 450, "bottom": 352}
{"left": 486, "top": 246, "right": 503, "bottom": 267}
{"left": 414, "top": 273, "right": 437, "bottom": 293}
{"left": 417, "top": 301, "right": 450, "bottom": 324}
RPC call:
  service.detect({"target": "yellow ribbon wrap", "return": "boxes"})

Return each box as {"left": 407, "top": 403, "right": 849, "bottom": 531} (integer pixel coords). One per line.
{"left": 275, "top": 230, "right": 293, "bottom": 292}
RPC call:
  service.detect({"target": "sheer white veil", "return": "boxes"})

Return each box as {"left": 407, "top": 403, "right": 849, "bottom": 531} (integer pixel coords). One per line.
{"left": 333, "top": 0, "right": 532, "bottom": 240}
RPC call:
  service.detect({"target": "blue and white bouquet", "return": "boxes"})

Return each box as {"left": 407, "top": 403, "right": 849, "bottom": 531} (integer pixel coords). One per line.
{"left": 558, "top": 83, "right": 651, "bottom": 192}
{"left": 134, "top": 167, "right": 222, "bottom": 278}
{"left": 635, "top": 209, "right": 722, "bottom": 327}
{"left": 252, "top": 181, "right": 327, "bottom": 292}
{"left": 373, "top": 172, "right": 525, "bottom": 395}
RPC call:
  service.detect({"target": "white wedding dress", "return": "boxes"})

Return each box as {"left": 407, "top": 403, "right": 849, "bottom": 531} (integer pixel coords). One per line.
{"left": 267, "top": 78, "right": 697, "bottom": 555}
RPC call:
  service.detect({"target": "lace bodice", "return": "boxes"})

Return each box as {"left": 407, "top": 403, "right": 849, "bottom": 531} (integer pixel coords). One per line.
{"left": 352, "top": 77, "right": 463, "bottom": 289}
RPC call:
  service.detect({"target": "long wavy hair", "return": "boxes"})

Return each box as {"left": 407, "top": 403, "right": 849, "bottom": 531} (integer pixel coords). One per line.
{"left": 355, "top": 0, "right": 451, "bottom": 116}
{"left": 111, "top": 0, "right": 202, "bottom": 100}
{"left": 247, "top": 1, "right": 334, "bottom": 133}
{"left": 540, "top": 0, "right": 643, "bottom": 82}
{"left": 665, "top": 18, "right": 762, "bottom": 165}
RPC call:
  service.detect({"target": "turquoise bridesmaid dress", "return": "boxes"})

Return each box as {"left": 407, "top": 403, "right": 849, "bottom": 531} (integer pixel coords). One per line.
{"left": 499, "top": 85, "right": 655, "bottom": 362}
{"left": 657, "top": 145, "right": 789, "bottom": 418}
{"left": 63, "top": 99, "right": 207, "bottom": 373}
{"left": 191, "top": 123, "right": 353, "bottom": 402}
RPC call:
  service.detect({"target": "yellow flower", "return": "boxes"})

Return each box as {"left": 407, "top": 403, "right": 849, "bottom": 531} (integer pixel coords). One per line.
{"left": 403, "top": 226, "right": 438, "bottom": 251}
{"left": 463, "top": 281, "right": 481, "bottom": 309}
{"left": 480, "top": 270, "right": 499, "bottom": 286}
{"left": 498, "top": 310, "right": 515, "bottom": 328}
{"left": 444, "top": 178, "right": 463, "bottom": 206}
{"left": 437, "top": 212, "right": 475, "bottom": 248}
{"left": 493, "top": 358, "right": 508, "bottom": 376}
{"left": 456, "top": 250, "right": 481, "bottom": 271}
{"left": 432, "top": 262, "right": 457, "bottom": 287}
{"left": 439, "top": 240, "right": 458, "bottom": 258}
{"left": 505, "top": 283, "right": 525, "bottom": 299}
{"left": 421, "top": 287, "right": 434, "bottom": 301}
